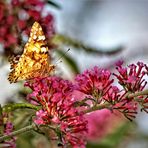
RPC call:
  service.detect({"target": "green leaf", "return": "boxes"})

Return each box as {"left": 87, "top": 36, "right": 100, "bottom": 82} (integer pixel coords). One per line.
{"left": 56, "top": 49, "right": 80, "bottom": 74}
{"left": 47, "top": 0, "right": 61, "bottom": 9}
{"left": 17, "top": 131, "right": 36, "bottom": 148}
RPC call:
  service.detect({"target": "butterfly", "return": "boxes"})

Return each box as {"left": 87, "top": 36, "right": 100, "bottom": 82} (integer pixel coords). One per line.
{"left": 8, "top": 22, "right": 55, "bottom": 83}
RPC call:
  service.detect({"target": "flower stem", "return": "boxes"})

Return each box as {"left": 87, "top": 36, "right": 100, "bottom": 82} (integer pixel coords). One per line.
{"left": 84, "top": 89, "right": 148, "bottom": 114}
{"left": 0, "top": 123, "right": 36, "bottom": 142}
{"left": 84, "top": 103, "right": 110, "bottom": 114}
{"left": 0, "top": 123, "right": 56, "bottom": 142}
{"left": 2, "top": 103, "right": 40, "bottom": 113}
{"left": 128, "top": 89, "right": 148, "bottom": 98}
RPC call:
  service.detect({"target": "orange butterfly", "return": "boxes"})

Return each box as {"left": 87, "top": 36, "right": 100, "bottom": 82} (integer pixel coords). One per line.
{"left": 8, "top": 22, "right": 55, "bottom": 83}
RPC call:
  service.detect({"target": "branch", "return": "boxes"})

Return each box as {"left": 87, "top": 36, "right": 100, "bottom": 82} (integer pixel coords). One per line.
{"left": 128, "top": 89, "right": 148, "bottom": 98}
{"left": 84, "top": 103, "right": 110, "bottom": 114}
{"left": 83, "top": 89, "right": 148, "bottom": 114}
{"left": 0, "top": 123, "right": 56, "bottom": 142}
{"left": 2, "top": 103, "right": 40, "bottom": 113}
{"left": 0, "top": 124, "right": 36, "bottom": 142}
{"left": 51, "top": 34, "right": 123, "bottom": 55}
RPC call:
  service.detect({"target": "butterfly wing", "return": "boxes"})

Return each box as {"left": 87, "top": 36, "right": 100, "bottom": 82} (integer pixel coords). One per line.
{"left": 8, "top": 22, "right": 54, "bottom": 83}
{"left": 8, "top": 55, "right": 21, "bottom": 70}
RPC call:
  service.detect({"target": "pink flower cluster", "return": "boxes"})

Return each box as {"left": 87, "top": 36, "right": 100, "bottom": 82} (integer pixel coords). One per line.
{"left": 25, "top": 62, "right": 148, "bottom": 147}
{"left": 3, "top": 122, "right": 16, "bottom": 148}
{"left": 75, "top": 62, "right": 148, "bottom": 120}
{"left": 75, "top": 66, "right": 113, "bottom": 97}
{"left": 25, "top": 77, "right": 88, "bottom": 147}
{"left": 0, "top": 0, "right": 54, "bottom": 54}
{"left": 114, "top": 61, "right": 147, "bottom": 92}
{"left": 0, "top": 113, "right": 16, "bottom": 148}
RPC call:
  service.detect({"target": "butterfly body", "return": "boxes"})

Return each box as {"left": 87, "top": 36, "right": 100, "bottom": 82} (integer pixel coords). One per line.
{"left": 8, "top": 22, "right": 55, "bottom": 83}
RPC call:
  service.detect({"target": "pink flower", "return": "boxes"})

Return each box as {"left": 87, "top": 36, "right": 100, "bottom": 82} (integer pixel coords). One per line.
{"left": 28, "top": 10, "right": 41, "bottom": 21}
{"left": 11, "top": 0, "right": 20, "bottom": 6}
{"left": 6, "top": 15, "right": 15, "bottom": 25}
{"left": 75, "top": 66, "right": 114, "bottom": 98}
{"left": 103, "top": 86, "right": 120, "bottom": 103}
{"left": 86, "top": 109, "right": 123, "bottom": 141}
{"left": 74, "top": 63, "right": 148, "bottom": 121}
{"left": 25, "top": 77, "right": 88, "bottom": 147}
{"left": 25, "top": 0, "right": 45, "bottom": 8}
{"left": 1, "top": 120, "right": 16, "bottom": 148}
{"left": 0, "top": 26, "right": 7, "bottom": 36}
{"left": 0, "top": 5, "right": 4, "bottom": 21}
{"left": 7, "top": 34, "right": 17, "bottom": 45}
{"left": 115, "top": 60, "right": 124, "bottom": 67}
{"left": 41, "top": 14, "right": 55, "bottom": 37}
{"left": 17, "top": 20, "right": 27, "bottom": 29}
{"left": 0, "top": 0, "right": 55, "bottom": 52}
{"left": 114, "top": 62, "right": 147, "bottom": 92}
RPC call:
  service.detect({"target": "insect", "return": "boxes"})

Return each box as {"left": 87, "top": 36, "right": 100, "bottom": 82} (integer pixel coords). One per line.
{"left": 8, "top": 22, "right": 55, "bottom": 83}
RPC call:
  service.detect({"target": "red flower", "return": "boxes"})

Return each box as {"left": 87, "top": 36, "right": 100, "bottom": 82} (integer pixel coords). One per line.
{"left": 11, "top": 0, "right": 20, "bottom": 6}
{"left": 0, "top": 3, "right": 4, "bottom": 21}
{"left": 114, "top": 62, "right": 147, "bottom": 92}
{"left": 103, "top": 86, "right": 120, "bottom": 103}
{"left": 28, "top": 10, "right": 41, "bottom": 21}
{"left": 0, "top": 26, "right": 7, "bottom": 36}
{"left": 6, "top": 15, "right": 15, "bottom": 25}
{"left": 7, "top": 34, "right": 17, "bottom": 44}
{"left": 3, "top": 122, "right": 16, "bottom": 148}
{"left": 75, "top": 66, "right": 114, "bottom": 98}
{"left": 41, "top": 14, "right": 55, "bottom": 37}
{"left": 25, "top": 77, "right": 88, "bottom": 147}
{"left": 25, "top": 0, "right": 45, "bottom": 8}
{"left": 17, "top": 20, "right": 27, "bottom": 29}
{"left": 0, "top": 0, "right": 55, "bottom": 53}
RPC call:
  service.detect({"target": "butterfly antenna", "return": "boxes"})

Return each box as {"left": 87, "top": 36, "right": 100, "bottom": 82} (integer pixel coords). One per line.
{"left": 55, "top": 48, "right": 70, "bottom": 64}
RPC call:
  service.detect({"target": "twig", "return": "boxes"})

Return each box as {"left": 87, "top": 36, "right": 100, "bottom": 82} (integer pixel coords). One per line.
{"left": 128, "top": 89, "right": 148, "bottom": 98}
{"left": 2, "top": 103, "right": 40, "bottom": 113}
{"left": 51, "top": 34, "right": 123, "bottom": 55}
{"left": 0, "top": 124, "right": 36, "bottom": 142}
{"left": 84, "top": 103, "right": 110, "bottom": 114}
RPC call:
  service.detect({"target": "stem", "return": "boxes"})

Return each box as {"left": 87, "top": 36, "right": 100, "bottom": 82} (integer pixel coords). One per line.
{"left": 128, "top": 89, "right": 148, "bottom": 98}
{"left": 2, "top": 103, "right": 40, "bottom": 113}
{"left": 0, "top": 123, "right": 36, "bottom": 142}
{"left": 84, "top": 103, "right": 110, "bottom": 114}
{"left": 84, "top": 89, "right": 148, "bottom": 114}
{"left": 0, "top": 123, "right": 56, "bottom": 142}
{"left": 52, "top": 34, "right": 123, "bottom": 55}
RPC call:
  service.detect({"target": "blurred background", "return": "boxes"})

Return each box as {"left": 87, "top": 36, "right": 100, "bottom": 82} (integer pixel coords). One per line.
{"left": 0, "top": 0, "right": 148, "bottom": 147}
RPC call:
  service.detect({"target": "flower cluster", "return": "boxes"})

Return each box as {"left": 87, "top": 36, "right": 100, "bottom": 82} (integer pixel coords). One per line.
{"left": 74, "top": 62, "right": 148, "bottom": 121}
{"left": 25, "top": 77, "right": 88, "bottom": 147}
{"left": 114, "top": 61, "right": 147, "bottom": 92}
{"left": 113, "top": 62, "right": 148, "bottom": 119}
{"left": 0, "top": 0, "right": 55, "bottom": 56}
{"left": 0, "top": 113, "right": 16, "bottom": 148}
{"left": 24, "top": 62, "right": 148, "bottom": 147}
{"left": 75, "top": 66, "right": 114, "bottom": 102}
{"left": 3, "top": 122, "right": 16, "bottom": 148}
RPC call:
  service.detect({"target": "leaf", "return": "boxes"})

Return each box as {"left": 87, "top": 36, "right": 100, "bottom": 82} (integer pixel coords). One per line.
{"left": 55, "top": 49, "right": 80, "bottom": 74}
{"left": 17, "top": 132, "right": 36, "bottom": 148}
{"left": 47, "top": 0, "right": 61, "bottom": 9}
